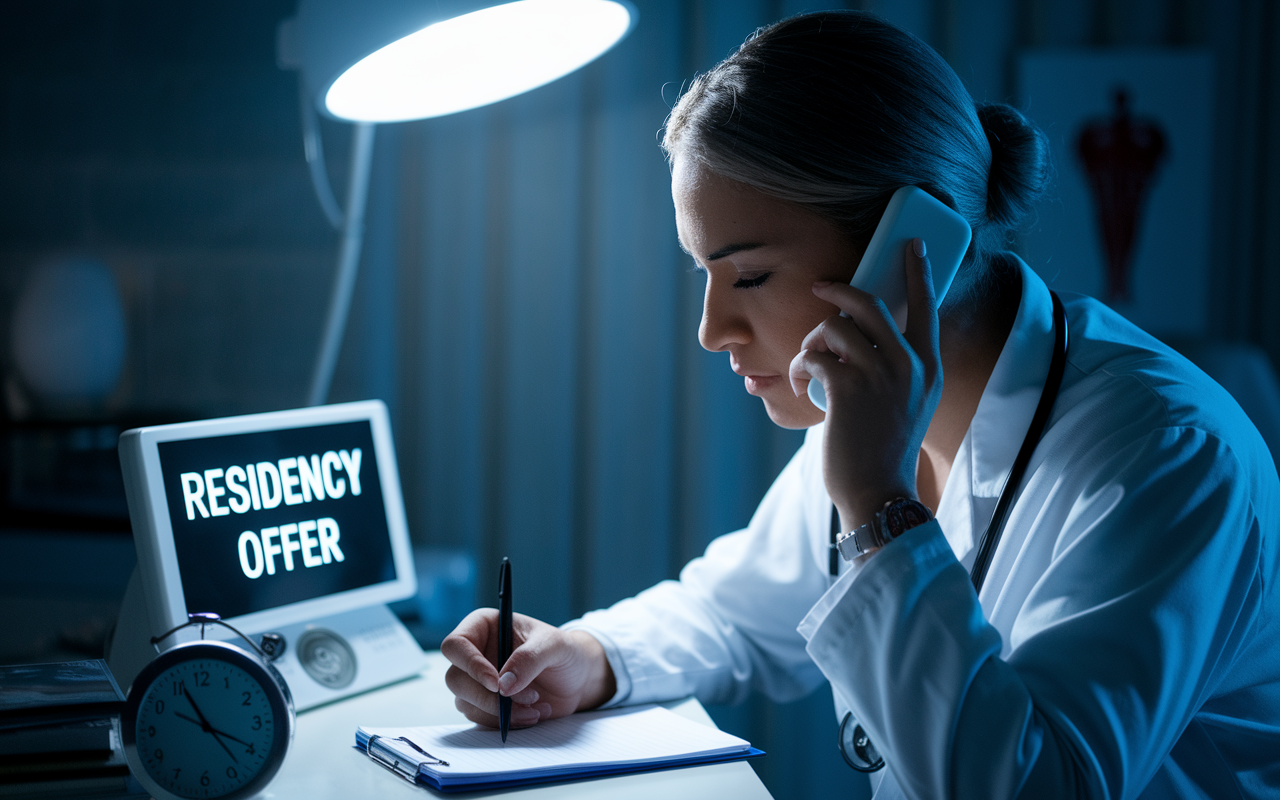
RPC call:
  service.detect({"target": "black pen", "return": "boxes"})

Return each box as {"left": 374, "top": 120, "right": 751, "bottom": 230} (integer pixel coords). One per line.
{"left": 498, "top": 557, "right": 513, "bottom": 743}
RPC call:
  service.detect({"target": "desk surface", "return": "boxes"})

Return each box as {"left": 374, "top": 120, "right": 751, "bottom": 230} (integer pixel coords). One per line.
{"left": 262, "top": 652, "right": 774, "bottom": 799}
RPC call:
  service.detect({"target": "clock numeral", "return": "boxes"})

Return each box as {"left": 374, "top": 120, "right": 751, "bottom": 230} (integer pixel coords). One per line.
{"left": 154, "top": 699, "right": 165, "bottom": 714}
{"left": 148, "top": 725, "right": 156, "bottom": 737}
{"left": 244, "top": 742, "right": 256, "bottom": 756}
{"left": 201, "top": 770, "right": 210, "bottom": 787}
{"left": 172, "top": 679, "right": 186, "bottom": 696}
{"left": 242, "top": 691, "right": 252, "bottom": 707}
{"left": 195, "top": 670, "right": 210, "bottom": 687}
{"left": 172, "top": 768, "right": 181, "bottom": 780}
{"left": 224, "top": 677, "right": 230, "bottom": 689}
{"left": 227, "top": 766, "right": 238, "bottom": 779}
{"left": 154, "top": 748, "right": 164, "bottom": 762}
{"left": 252, "top": 715, "right": 262, "bottom": 731}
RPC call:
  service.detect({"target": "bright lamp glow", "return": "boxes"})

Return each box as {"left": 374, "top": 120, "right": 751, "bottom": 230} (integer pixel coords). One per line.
{"left": 325, "top": 0, "right": 632, "bottom": 122}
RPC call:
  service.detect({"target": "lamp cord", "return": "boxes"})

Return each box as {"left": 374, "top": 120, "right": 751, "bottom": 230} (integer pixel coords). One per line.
{"left": 306, "top": 120, "right": 376, "bottom": 407}
{"left": 299, "top": 81, "right": 345, "bottom": 231}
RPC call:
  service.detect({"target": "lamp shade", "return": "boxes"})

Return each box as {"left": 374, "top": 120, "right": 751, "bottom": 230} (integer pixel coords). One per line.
{"left": 279, "top": 0, "right": 636, "bottom": 123}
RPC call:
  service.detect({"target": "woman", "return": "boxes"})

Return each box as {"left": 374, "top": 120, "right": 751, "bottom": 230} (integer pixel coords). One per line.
{"left": 442, "top": 11, "right": 1280, "bottom": 798}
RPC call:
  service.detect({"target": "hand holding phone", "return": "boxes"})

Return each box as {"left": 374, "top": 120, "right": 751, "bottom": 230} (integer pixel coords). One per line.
{"left": 807, "top": 186, "right": 972, "bottom": 412}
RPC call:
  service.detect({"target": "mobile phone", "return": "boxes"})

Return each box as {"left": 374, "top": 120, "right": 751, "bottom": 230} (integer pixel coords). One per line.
{"left": 808, "top": 186, "right": 972, "bottom": 412}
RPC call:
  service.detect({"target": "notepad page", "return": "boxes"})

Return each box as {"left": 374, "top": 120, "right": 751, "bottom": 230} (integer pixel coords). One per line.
{"left": 358, "top": 704, "right": 750, "bottom": 779}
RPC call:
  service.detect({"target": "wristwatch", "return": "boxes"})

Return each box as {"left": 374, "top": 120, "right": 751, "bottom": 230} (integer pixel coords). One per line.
{"left": 835, "top": 497, "right": 933, "bottom": 560}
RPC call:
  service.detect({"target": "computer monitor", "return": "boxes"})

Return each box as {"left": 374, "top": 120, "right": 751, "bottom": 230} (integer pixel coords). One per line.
{"left": 116, "top": 400, "right": 425, "bottom": 708}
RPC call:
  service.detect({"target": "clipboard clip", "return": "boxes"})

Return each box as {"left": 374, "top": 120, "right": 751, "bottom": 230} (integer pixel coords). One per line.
{"left": 366, "top": 735, "right": 450, "bottom": 783}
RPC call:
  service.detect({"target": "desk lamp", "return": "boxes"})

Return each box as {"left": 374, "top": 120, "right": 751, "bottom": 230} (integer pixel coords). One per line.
{"left": 278, "top": 0, "right": 636, "bottom": 405}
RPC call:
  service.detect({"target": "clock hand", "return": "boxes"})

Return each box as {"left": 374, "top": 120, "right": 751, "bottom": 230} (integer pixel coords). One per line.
{"left": 183, "top": 687, "right": 239, "bottom": 764}
{"left": 208, "top": 728, "right": 240, "bottom": 763}
{"left": 208, "top": 728, "right": 240, "bottom": 764}
{"left": 175, "top": 691, "right": 255, "bottom": 747}
{"left": 183, "top": 686, "right": 216, "bottom": 731}
{"left": 175, "top": 711, "right": 208, "bottom": 729}
{"left": 202, "top": 725, "right": 252, "bottom": 748}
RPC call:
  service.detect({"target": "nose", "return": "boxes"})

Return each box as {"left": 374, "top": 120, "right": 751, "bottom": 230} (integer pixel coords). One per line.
{"left": 697, "top": 277, "right": 751, "bottom": 352}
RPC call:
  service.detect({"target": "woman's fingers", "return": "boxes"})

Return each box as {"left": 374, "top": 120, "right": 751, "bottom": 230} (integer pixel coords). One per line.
{"left": 441, "top": 609, "right": 587, "bottom": 731}
{"left": 451, "top": 692, "right": 545, "bottom": 729}
{"left": 825, "top": 280, "right": 900, "bottom": 338}
{"left": 441, "top": 610, "right": 556, "bottom": 699}
{"left": 903, "top": 238, "right": 941, "bottom": 381}
{"left": 497, "top": 616, "right": 576, "bottom": 697}
{"left": 791, "top": 279, "right": 917, "bottom": 401}
{"left": 440, "top": 609, "right": 500, "bottom": 692}
{"left": 806, "top": 282, "right": 903, "bottom": 355}
{"left": 444, "top": 663, "right": 500, "bottom": 716}
{"left": 446, "top": 661, "right": 550, "bottom": 728}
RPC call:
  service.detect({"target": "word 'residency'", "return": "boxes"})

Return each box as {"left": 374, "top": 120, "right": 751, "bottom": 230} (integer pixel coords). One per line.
{"left": 180, "top": 449, "right": 363, "bottom": 521}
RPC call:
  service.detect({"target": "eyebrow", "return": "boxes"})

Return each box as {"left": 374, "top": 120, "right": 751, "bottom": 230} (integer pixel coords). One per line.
{"left": 678, "top": 241, "right": 767, "bottom": 262}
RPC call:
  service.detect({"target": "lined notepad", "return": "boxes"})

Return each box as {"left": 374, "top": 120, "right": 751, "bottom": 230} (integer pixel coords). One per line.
{"left": 356, "top": 704, "right": 762, "bottom": 792}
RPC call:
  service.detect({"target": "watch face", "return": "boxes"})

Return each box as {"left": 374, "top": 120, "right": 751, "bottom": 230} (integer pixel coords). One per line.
{"left": 124, "top": 641, "right": 291, "bottom": 800}
{"left": 883, "top": 498, "right": 932, "bottom": 539}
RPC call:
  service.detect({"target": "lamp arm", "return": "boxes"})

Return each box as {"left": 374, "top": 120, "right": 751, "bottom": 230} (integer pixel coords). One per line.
{"left": 306, "top": 122, "right": 377, "bottom": 407}
{"left": 299, "top": 80, "right": 346, "bottom": 231}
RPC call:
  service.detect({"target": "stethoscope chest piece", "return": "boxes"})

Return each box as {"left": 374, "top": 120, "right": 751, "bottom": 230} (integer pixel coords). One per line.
{"left": 838, "top": 712, "right": 884, "bottom": 772}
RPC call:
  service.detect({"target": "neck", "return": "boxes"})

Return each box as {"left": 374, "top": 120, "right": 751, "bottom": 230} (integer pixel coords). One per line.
{"left": 916, "top": 257, "right": 1022, "bottom": 511}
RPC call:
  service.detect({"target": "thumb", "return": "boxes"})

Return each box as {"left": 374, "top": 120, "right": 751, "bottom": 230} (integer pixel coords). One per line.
{"left": 497, "top": 626, "right": 569, "bottom": 696}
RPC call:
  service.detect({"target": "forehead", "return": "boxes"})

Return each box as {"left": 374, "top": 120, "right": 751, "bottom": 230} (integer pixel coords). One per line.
{"left": 671, "top": 156, "right": 840, "bottom": 258}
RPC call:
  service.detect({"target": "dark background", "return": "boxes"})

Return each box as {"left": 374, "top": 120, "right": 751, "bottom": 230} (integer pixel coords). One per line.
{"left": 2, "top": 2, "right": 1276, "bottom": 798}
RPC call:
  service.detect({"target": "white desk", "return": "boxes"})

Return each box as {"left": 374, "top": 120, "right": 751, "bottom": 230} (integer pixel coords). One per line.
{"left": 262, "top": 652, "right": 774, "bottom": 799}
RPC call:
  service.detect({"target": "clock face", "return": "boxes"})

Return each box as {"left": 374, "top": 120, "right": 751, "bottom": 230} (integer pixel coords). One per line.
{"left": 125, "top": 642, "right": 291, "bottom": 800}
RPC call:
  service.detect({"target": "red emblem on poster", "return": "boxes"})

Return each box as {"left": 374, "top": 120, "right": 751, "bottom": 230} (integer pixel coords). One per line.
{"left": 1076, "top": 88, "right": 1167, "bottom": 303}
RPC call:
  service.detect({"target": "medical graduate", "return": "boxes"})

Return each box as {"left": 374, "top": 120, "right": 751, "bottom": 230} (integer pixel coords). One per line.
{"left": 442, "top": 11, "right": 1280, "bottom": 799}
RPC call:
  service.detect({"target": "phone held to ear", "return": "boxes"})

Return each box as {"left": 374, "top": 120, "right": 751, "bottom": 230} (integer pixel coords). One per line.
{"left": 807, "top": 186, "right": 972, "bottom": 412}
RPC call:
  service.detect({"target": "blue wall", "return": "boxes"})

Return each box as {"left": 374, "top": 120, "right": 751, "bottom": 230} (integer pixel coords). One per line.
{"left": 3, "top": 2, "right": 1274, "bottom": 799}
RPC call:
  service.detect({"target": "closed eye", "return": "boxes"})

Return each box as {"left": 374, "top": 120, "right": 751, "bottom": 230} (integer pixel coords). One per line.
{"left": 733, "top": 272, "right": 772, "bottom": 289}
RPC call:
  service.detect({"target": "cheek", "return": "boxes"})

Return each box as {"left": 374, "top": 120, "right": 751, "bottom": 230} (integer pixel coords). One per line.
{"left": 773, "top": 295, "right": 839, "bottom": 353}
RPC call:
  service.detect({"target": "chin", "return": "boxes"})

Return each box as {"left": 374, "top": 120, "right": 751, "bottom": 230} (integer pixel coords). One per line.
{"left": 761, "top": 394, "right": 825, "bottom": 430}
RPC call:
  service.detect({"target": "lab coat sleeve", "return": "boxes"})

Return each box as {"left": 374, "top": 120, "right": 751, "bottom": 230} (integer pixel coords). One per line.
{"left": 565, "top": 432, "right": 831, "bottom": 708}
{"left": 801, "top": 426, "right": 1268, "bottom": 800}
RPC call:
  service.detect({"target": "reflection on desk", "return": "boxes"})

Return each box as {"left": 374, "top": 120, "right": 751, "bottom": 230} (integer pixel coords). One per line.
{"left": 262, "top": 651, "right": 774, "bottom": 799}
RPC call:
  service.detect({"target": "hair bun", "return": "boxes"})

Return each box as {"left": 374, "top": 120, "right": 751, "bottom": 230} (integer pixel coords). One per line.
{"left": 977, "top": 103, "right": 1051, "bottom": 228}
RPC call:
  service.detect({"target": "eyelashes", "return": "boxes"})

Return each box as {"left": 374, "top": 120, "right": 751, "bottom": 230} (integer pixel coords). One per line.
{"left": 733, "top": 273, "right": 771, "bottom": 289}
{"left": 689, "top": 265, "right": 773, "bottom": 290}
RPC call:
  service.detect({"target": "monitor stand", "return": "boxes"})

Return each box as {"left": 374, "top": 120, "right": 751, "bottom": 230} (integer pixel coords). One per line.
{"left": 107, "top": 567, "right": 428, "bottom": 711}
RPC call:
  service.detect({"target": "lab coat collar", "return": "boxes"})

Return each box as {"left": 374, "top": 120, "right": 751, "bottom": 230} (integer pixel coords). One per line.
{"left": 934, "top": 256, "right": 1056, "bottom": 562}
{"left": 964, "top": 256, "right": 1057, "bottom": 498}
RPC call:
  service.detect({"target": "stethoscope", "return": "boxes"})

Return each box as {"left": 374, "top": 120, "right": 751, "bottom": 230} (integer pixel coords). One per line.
{"left": 831, "top": 290, "right": 1069, "bottom": 772}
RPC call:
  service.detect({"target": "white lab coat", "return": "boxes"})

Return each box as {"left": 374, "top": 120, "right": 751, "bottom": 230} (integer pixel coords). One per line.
{"left": 566, "top": 259, "right": 1280, "bottom": 799}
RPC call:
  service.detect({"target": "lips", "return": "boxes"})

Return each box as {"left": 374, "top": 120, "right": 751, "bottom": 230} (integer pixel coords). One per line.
{"left": 744, "top": 375, "right": 782, "bottom": 394}
{"left": 730, "top": 358, "right": 781, "bottom": 394}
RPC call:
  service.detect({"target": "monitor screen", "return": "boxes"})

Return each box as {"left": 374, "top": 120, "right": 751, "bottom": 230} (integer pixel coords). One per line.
{"left": 120, "top": 401, "right": 415, "bottom": 635}
{"left": 157, "top": 420, "right": 396, "bottom": 620}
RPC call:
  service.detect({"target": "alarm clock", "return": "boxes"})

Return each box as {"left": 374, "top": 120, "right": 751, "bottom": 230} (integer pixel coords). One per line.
{"left": 121, "top": 620, "right": 295, "bottom": 800}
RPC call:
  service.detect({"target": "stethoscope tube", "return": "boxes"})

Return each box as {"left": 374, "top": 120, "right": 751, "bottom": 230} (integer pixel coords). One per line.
{"left": 969, "top": 290, "right": 1069, "bottom": 592}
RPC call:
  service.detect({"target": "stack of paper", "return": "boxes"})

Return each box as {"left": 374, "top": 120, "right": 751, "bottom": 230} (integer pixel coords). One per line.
{"left": 356, "top": 704, "right": 763, "bottom": 792}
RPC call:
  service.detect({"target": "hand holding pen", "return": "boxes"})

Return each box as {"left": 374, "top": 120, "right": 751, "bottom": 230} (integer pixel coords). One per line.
{"left": 440, "top": 604, "right": 617, "bottom": 731}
